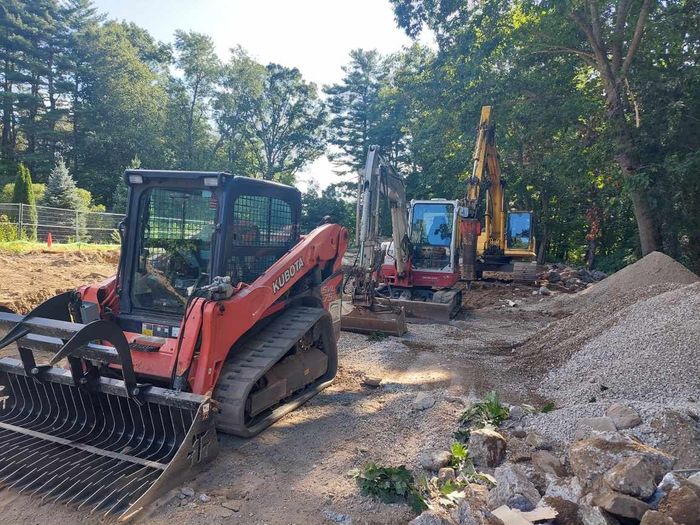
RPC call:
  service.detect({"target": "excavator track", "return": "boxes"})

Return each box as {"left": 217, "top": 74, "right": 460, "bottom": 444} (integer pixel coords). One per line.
{"left": 214, "top": 306, "right": 337, "bottom": 438}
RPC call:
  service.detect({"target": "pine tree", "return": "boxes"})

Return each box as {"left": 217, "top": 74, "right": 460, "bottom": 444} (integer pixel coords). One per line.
{"left": 43, "top": 156, "right": 81, "bottom": 210}
{"left": 12, "top": 163, "right": 38, "bottom": 240}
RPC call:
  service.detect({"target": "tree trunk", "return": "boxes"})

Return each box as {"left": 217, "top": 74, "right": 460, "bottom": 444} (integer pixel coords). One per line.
{"left": 2, "top": 59, "right": 14, "bottom": 164}
{"left": 628, "top": 185, "right": 658, "bottom": 256}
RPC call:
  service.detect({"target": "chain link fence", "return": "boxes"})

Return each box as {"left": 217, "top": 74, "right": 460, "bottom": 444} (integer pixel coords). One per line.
{"left": 0, "top": 203, "right": 123, "bottom": 244}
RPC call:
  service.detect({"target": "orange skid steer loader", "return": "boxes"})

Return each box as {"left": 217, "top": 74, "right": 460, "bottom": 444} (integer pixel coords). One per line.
{"left": 0, "top": 170, "right": 348, "bottom": 520}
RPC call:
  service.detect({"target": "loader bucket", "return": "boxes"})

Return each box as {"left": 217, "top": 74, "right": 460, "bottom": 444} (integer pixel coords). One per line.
{"left": 0, "top": 301, "right": 218, "bottom": 521}
{"left": 0, "top": 360, "right": 217, "bottom": 520}
{"left": 341, "top": 303, "right": 407, "bottom": 336}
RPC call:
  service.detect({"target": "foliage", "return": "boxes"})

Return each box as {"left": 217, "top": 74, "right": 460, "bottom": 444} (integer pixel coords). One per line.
{"left": 1, "top": 183, "right": 45, "bottom": 204}
{"left": 356, "top": 463, "right": 427, "bottom": 513}
{"left": 0, "top": 215, "right": 18, "bottom": 242}
{"left": 301, "top": 183, "right": 355, "bottom": 235}
{"left": 459, "top": 391, "right": 510, "bottom": 429}
{"left": 43, "top": 157, "right": 81, "bottom": 210}
{"left": 12, "top": 164, "right": 38, "bottom": 240}
{"left": 541, "top": 401, "right": 556, "bottom": 413}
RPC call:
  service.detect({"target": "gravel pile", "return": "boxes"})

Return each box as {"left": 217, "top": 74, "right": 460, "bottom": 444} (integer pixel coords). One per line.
{"left": 515, "top": 252, "right": 700, "bottom": 449}
{"left": 542, "top": 282, "right": 700, "bottom": 406}
{"left": 516, "top": 252, "right": 699, "bottom": 375}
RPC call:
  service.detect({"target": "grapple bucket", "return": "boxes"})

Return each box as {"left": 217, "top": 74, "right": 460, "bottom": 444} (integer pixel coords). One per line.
{"left": 0, "top": 296, "right": 218, "bottom": 521}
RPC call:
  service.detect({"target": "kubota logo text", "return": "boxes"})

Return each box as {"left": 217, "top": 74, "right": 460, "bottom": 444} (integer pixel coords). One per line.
{"left": 272, "top": 257, "right": 304, "bottom": 294}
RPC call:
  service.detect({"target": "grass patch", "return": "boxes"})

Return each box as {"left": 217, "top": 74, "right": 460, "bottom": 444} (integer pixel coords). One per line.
{"left": 356, "top": 463, "right": 427, "bottom": 513}
{"left": 0, "top": 240, "right": 119, "bottom": 254}
{"left": 454, "top": 391, "right": 509, "bottom": 442}
{"left": 541, "top": 400, "right": 556, "bottom": 413}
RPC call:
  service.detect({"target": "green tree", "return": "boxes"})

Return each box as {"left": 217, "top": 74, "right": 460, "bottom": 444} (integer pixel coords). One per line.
{"left": 43, "top": 156, "right": 80, "bottom": 209}
{"left": 12, "top": 163, "right": 38, "bottom": 239}
{"left": 324, "top": 49, "right": 389, "bottom": 173}
{"left": 173, "top": 30, "right": 220, "bottom": 167}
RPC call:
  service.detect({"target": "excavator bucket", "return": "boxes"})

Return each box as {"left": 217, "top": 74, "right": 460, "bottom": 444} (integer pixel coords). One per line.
{"left": 375, "top": 288, "right": 462, "bottom": 324}
{"left": 0, "top": 298, "right": 217, "bottom": 521}
{"left": 340, "top": 303, "right": 407, "bottom": 337}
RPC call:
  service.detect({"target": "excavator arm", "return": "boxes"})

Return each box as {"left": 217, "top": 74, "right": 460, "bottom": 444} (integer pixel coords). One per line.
{"left": 342, "top": 145, "right": 408, "bottom": 336}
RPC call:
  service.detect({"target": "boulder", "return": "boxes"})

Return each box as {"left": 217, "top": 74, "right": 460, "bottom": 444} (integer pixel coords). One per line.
{"left": 469, "top": 428, "right": 507, "bottom": 467}
{"left": 603, "top": 456, "right": 658, "bottom": 499}
{"left": 419, "top": 449, "right": 452, "bottom": 471}
{"left": 487, "top": 463, "right": 541, "bottom": 511}
{"left": 573, "top": 416, "right": 617, "bottom": 440}
{"left": 543, "top": 496, "right": 582, "bottom": 525}
{"left": 451, "top": 499, "right": 479, "bottom": 525}
{"left": 413, "top": 392, "right": 436, "bottom": 410}
{"left": 531, "top": 450, "right": 566, "bottom": 477}
{"left": 640, "top": 511, "right": 678, "bottom": 525}
{"left": 688, "top": 471, "right": 700, "bottom": 489}
{"left": 606, "top": 403, "right": 642, "bottom": 429}
{"left": 524, "top": 431, "right": 551, "bottom": 450}
{"left": 568, "top": 434, "right": 675, "bottom": 488}
{"left": 657, "top": 481, "right": 700, "bottom": 525}
{"left": 542, "top": 476, "right": 583, "bottom": 504}
{"left": 539, "top": 286, "right": 551, "bottom": 296}
{"left": 577, "top": 504, "right": 620, "bottom": 525}
{"left": 593, "top": 489, "right": 650, "bottom": 520}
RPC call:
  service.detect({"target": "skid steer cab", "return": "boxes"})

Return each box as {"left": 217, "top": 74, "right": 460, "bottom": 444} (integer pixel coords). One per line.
{"left": 0, "top": 169, "right": 348, "bottom": 520}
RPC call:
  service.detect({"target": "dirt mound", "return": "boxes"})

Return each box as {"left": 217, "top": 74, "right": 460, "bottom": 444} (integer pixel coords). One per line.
{"left": 515, "top": 251, "right": 699, "bottom": 379}
{"left": 0, "top": 249, "right": 118, "bottom": 313}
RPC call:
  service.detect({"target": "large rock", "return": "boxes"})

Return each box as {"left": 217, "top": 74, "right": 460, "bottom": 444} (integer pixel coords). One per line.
{"left": 469, "top": 428, "right": 507, "bottom": 467}
{"left": 419, "top": 449, "right": 452, "bottom": 471}
{"left": 606, "top": 403, "right": 642, "bottom": 429}
{"left": 532, "top": 450, "right": 566, "bottom": 477}
{"left": 657, "top": 482, "right": 700, "bottom": 525}
{"left": 593, "top": 489, "right": 650, "bottom": 520}
{"left": 568, "top": 434, "right": 675, "bottom": 488}
{"left": 640, "top": 511, "right": 678, "bottom": 525}
{"left": 524, "top": 431, "right": 551, "bottom": 450}
{"left": 574, "top": 417, "right": 617, "bottom": 440}
{"left": 542, "top": 476, "right": 583, "bottom": 504}
{"left": 603, "top": 456, "right": 659, "bottom": 499}
{"left": 543, "top": 496, "right": 582, "bottom": 525}
{"left": 578, "top": 504, "right": 620, "bottom": 525}
{"left": 413, "top": 392, "right": 436, "bottom": 410}
{"left": 487, "top": 463, "right": 540, "bottom": 511}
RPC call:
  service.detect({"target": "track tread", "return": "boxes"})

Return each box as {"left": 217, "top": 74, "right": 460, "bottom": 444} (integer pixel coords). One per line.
{"left": 214, "top": 306, "right": 336, "bottom": 437}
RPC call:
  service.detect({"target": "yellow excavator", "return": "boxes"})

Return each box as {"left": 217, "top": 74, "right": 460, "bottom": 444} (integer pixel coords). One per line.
{"left": 459, "top": 105, "right": 538, "bottom": 282}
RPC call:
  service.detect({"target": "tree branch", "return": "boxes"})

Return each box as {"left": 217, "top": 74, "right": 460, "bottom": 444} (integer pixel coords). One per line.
{"left": 612, "top": 0, "right": 632, "bottom": 73}
{"left": 621, "top": 0, "right": 653, "bottom": 79}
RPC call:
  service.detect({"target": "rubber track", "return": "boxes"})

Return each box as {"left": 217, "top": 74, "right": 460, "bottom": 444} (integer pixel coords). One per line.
{"left": 213, "top": 306, "right": 335, "bottom": 438}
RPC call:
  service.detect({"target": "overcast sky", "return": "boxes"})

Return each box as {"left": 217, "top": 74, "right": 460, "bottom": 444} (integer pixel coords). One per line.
{"left": 93, "top": 0, "right": 432, "bottom": 189}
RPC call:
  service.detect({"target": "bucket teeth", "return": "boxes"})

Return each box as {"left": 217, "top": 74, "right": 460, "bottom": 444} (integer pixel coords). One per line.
{"left": 0, "top": 360, "right": 217, "bottom": 520}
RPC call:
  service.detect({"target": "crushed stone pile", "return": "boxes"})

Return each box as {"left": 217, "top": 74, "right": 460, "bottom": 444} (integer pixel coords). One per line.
{"left": 516, "top": 252, "right": 699, "bottom": 447}
{"left": 516, "top": 251, "right": 698, "bottom": 375}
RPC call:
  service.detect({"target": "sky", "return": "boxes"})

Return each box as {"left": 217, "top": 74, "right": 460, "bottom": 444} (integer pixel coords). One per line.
{"left": 92, "top": 0, "right": 432, "bottom": 190}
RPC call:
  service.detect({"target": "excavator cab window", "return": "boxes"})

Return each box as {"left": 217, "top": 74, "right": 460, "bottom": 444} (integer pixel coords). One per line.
{"left": 131, "top": 187, "right": 217, "bottom": 314}
{"left": 410, "top": 203, "right": 455, "bottom": 270}
{"left": 506, "top": 211, "right": 533, "bottom": 250}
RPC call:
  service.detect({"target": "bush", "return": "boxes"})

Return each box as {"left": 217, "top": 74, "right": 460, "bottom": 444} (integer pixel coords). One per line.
{"left": 357, "top": 463, "right": 427, "bottom": 513}
{"left": 0, "top": 214, "right": 18, "bottom": 242}
{"left": 12, "top": 163, "right": 38, "bottom": 241}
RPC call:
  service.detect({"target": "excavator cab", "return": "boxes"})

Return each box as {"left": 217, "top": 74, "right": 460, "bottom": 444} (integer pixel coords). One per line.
{"left": 505, "top": 211, "right": 535, "bottom": 255}
{"left": 408, "top": 199, "right": 460, "bottom": 273}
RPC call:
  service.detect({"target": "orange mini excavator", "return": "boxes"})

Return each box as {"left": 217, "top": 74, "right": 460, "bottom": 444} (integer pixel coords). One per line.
{"left": 0, "top": 170, "right": 347, "bottom": 520}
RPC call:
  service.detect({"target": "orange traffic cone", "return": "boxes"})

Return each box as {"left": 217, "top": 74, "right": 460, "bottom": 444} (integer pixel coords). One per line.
{"left": 47, "top": 232, "right": 53, "bottom": 248}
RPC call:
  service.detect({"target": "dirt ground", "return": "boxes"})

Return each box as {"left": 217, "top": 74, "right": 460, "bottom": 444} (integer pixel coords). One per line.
{"left": 0, "top": 249, "right": 119, "bottom": 314}
{"left": 0, "top": 249, "right": 556, "bottom": 525}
